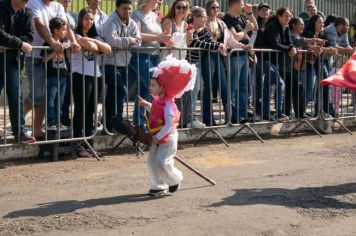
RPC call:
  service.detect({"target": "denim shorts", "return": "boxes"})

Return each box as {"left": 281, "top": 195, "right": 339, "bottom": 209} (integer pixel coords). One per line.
{"left": 25, "top": 57, "right": 46, "bottom": 105}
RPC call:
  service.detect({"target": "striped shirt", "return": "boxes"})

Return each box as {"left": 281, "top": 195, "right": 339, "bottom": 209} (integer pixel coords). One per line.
{"left": 186, "top": 27, "right": 220, "bottom": 63}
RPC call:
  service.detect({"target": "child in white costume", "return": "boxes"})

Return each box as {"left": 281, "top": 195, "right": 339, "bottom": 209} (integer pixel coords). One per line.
{"left": 139, "top": 56, "right": 197, "bottom": 196}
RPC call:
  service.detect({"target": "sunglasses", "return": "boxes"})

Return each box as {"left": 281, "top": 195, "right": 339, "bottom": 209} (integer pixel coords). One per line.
{"left": 211, "top": 6, "right": 220, "bottom": 10}
{"left": 176, "top": 5, "right": 187, "bottom": 10}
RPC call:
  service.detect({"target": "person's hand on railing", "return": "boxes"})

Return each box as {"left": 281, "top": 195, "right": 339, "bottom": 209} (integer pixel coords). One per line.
{"left": 20, "top": 42, "right": 32, "bottom": 54}
{"left": 242, "top": 44, "right": 253, "bottom": 51}
{"left": 288, "top": 47, "right": 297, "bottom": 57}
{"left": 309, "top": 45, "right": 322, "bottom": 56}
{"left": 71, "top": 41, "right": 81, "bottom": 52}
{"left": 50, "top": 39, "right": 64, "bottom": 53}
{"left": 218, "top": 43, "right": 227, "bottom": 56}
{"left": 324, "top": 47, "right": 338, "bottom": 55}
{"left": 129, "top": 37, "right": 139, "bottom": 46}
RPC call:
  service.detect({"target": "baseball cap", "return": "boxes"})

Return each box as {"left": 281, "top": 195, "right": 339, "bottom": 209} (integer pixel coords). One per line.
{"left": 258, "top": 3, "right": 269, "bottom": 11}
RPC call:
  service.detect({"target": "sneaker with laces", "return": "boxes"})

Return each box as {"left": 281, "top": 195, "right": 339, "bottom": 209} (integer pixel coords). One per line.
{"left": 148, "top": 189, "right": 166, "bottom": 197}
{"left": 187, "top": 119, "right": 206, "bottom": 129}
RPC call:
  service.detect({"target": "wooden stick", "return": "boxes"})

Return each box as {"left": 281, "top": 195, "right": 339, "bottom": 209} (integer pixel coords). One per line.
{"left": 174, "top": 155, "right": 216, "bottom": 186}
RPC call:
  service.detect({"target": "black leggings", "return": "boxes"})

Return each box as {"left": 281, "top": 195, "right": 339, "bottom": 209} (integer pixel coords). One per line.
{"left": 72, "top": 73, "right": 101, "bottom": 143}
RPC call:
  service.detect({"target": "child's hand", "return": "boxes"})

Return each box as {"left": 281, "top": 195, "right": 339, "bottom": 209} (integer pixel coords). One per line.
{"left": 152, "top": 137, "right": 159, "bottom": 145}
{"left": 138, "top": 96, "right": 149, "bottom": 107}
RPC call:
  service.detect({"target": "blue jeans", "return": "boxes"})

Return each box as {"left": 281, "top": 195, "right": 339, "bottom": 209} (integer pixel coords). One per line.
{"left": 0, "top": 62, "right": 26, "bottom": 135}
{"left": 230, "top": 53, "right": 249, "bottom": 122}
{"left": 191, "top": 62, "right": 201, "bottom": 118}
{"left": 315, "top": 59, "right": 333, "bottom": 115}
{"left": 129, "top": 53, "right": 159, "bottom": 128}
{"left": 299, "top": 63, "right": 316, "bottom": 105}
{"left": 47, "top": 75, "right": 67, "bottom": 125}
{"left": 201, "top": 53, "right": 228, "bottom": 124}
{"left": 262, "top": 61, "right": 285, "bottom": 116}
{"left": 25, "top": 57, "right": 46, "bottom": 105}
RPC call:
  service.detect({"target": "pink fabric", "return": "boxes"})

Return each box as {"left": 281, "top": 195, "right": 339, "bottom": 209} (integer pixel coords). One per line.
{"left": 149, "top": 96, "right": 180, "bottom": 144}
{"left": 321, "top": 52, "right": 356, "bottom": 90}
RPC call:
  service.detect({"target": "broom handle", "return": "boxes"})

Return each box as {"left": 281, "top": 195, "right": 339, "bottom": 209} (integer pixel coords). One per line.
{"left": 174, "top": 155, "right": 216, "bottom": 186}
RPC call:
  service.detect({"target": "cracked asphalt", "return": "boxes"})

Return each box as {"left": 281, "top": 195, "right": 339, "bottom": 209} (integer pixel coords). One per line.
{"left": 1, "top": 131, "right": 356, "bottom": 236}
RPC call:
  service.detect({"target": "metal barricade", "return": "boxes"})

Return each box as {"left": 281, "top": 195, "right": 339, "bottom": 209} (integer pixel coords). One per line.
{"left": 102, "top": 46, "right": 230, "bottom": 148}
{"left": 0, "top": 46, "right": 103, "bottom": 160}
{"left": 2, "top": 45, "right": 356, "bottom": 159}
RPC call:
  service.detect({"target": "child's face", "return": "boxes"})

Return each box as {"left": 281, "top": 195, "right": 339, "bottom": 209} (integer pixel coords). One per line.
{"left": 150, "top": 78, "right": 163, "bottom": 96}
{"left": 82, "top": 12, "right": 94, "bottom": 31}
{"left": 54, "top": 24, "right": 67, "bottom": 40}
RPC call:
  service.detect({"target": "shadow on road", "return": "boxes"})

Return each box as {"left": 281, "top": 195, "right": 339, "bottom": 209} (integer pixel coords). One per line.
{"left": 4, "top": 193, "right": 166, "bottom": 218}
{"left": 210, "top": 182, "right": 356, "bottom": 209}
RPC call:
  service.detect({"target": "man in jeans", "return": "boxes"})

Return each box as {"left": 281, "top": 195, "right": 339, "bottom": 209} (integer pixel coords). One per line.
{"left": 0, "top": 0, "right": 36, "bottom": 143}
{"left": 102, "top": 0, "right": 141, "bottom": 131}
{"left": 24, "top": 0, "right": 80, "bottom": 139}
{"left": 222, "top": 0, "right": 257, "bottom": 123}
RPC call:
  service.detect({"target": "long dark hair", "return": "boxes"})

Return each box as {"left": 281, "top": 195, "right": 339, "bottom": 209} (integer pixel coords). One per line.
{"left": 266, "top": 7, "right": 290, "bottom": 26}
{"left": 304, "top": 14, "right": 322, "bottom": 35}
{"left": 162, "top": 0, "right": 189, "bottom": 23}
{"left": 75, "top": 8, "right": 98, "bottom": 38}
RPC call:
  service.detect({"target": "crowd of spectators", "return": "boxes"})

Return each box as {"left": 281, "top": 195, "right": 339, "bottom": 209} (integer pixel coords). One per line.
{"left": 0, "top": 0, "right": 355, "bottom": 157}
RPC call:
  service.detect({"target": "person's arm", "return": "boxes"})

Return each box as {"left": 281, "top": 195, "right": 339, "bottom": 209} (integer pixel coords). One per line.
{"left": 66, "top": 28, "right": 81, "bottom": 52}
{"left": 266, "top": 25, "right": 292, "bottom": 52}
{"left": 161, "top": 18, "right": 173, "bottom": 35}
{"left": 93, "top": 38, "right": 112, "bottom": 54}
{"left": 18, "top": 8, "right": 34, "bottom": 44}
{"left": 0, "top": 16, "right": 24, "bottom": 48}
{"left": 34, "top": 17, "right": 63, "bottom": 52}
{"left": 75, "top": 35, "right": 99, "bottom": 51}
{"left": 190, "top": 30, "right": 220, "bottom": 50}
{"left": 243, "top": 5, "right": 258, "bottom": 31}
{"left": 42, "top": 51, "right": 57, "bottom": 62}
{"left": 138, "top": 96, "right": 152, "bottom": 111}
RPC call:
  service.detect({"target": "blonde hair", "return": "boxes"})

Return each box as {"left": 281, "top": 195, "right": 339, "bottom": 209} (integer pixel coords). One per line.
{"left": 206, "top": 0, "right": 221, "bottom": 40}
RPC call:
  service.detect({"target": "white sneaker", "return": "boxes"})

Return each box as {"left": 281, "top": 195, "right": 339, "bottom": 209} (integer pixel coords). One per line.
{"left": 187, "top": 119, "right": 206, "bottom": 129}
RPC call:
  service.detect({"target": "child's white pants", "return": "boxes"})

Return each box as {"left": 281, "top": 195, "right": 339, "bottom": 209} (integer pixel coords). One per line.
{"left": 147, "top": 130, "right": 183, "bottom": 190}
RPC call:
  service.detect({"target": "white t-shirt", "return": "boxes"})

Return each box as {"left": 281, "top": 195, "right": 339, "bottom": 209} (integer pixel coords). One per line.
{"left": 71, "top": 35, "right": 102, "bottom": 77}
{"left": 27, "top": 0, "right": 67, "bottom": 58}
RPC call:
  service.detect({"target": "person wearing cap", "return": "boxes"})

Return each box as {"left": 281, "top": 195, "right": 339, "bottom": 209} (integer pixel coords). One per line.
{"left": 253, "top": 2, "right": 270, "bottom": 115}
{"left": 299, "top": 0, "right": 325, "bottom": 23}
{"left": 138, "top": 56, "right": 196, "bottom": 197}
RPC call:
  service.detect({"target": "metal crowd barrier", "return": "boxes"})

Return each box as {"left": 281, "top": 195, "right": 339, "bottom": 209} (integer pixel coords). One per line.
{"left": 1, "top": 46, "right": 356, "bottom": 155}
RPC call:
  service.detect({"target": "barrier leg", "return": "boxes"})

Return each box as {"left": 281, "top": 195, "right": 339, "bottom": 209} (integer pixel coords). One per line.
{"left": 229, "top": 124, "right": 264, "bottom": 143}
{"left": 193, "top": 128, "right": 229, "bottom": 147}
{"left": 287, "top": 119, "right": 322, "bottom": 137}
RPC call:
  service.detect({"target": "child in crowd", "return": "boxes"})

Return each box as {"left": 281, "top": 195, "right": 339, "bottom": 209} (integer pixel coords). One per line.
{"left": 41, "top": 17, "right": 69, "bottom": 130}
{"left": 138, "top": 56, "right": 196, "bottom": 196}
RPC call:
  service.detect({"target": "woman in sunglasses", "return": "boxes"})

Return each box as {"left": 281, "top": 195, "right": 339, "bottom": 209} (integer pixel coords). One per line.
{"left": 205, "top": 0, "right": 252, "bottom": 125}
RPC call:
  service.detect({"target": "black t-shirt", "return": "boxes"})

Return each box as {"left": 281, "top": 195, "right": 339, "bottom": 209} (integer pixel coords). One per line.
{"left": 40, "top": 42, "right": 68, "bottom": 77}
{"left": 222, "top": 13, "right": 249, "bottom": 45}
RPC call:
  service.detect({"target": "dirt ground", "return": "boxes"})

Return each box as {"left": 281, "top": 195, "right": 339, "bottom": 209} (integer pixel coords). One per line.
{"left": 1, "top": 131, "right": 356, "bottom": 236}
